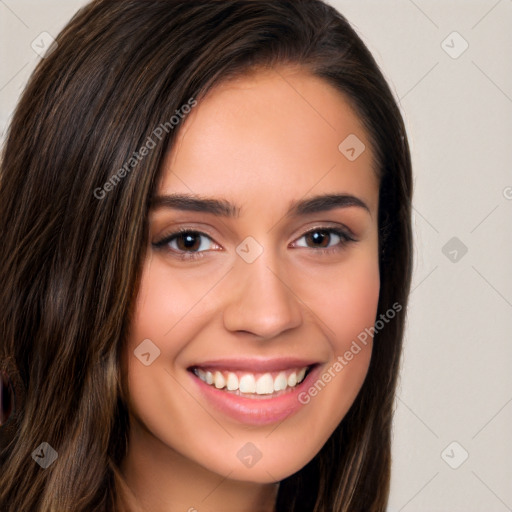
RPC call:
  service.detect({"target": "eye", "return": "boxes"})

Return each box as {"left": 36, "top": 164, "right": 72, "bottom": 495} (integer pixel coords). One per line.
{"left": 153, "top": 229, "right": 218, "bottom": 260}
{"left": 153, "top": 226, "right": 357, "bottom": 262}
{"left": 292, "top": 227, "right": 356, "bottom": 253}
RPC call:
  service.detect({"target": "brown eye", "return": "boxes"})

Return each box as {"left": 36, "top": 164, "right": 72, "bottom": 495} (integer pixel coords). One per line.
{"left": 304, "top": 230, "right": 331, "bottom": 248}
{"left": 153, "top": 230, "right": 216, "bottom": 257}
{"left": 295, "top": 228, "right": 355, "bottom": 251}
{"left": 174, "top": 232, "right": 203, "bottom": 252}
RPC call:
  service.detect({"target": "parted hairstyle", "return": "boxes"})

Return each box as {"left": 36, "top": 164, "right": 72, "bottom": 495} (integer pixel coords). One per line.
{"left": 0, "top": 1, "right": 413, "bottom": 510}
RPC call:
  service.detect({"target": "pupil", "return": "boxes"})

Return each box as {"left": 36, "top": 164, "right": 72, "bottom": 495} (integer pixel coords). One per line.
{"left": 181, "top": 233, "right": 199, "bottom": 251}
{"left": 309, "top": 231, "right": 328, "bottom": 247}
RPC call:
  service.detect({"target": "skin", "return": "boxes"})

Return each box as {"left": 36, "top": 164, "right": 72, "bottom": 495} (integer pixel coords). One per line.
{"left": 119, "top": 66, "right": 380, "bottom": 512}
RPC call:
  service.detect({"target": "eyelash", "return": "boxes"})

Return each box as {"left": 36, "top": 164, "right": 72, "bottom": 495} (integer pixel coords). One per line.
{"left": 152, "top": 226, "right": 357, "bottom": 261}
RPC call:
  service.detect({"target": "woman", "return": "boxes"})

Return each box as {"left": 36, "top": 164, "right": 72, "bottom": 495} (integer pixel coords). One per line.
{"left": 0, "top": 0, "right": 412, "bottom": 510}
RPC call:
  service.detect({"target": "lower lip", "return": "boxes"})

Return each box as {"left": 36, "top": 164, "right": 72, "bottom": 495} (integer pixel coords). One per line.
{"left": 188, "top": 365, "right": 321, "bottom": 426}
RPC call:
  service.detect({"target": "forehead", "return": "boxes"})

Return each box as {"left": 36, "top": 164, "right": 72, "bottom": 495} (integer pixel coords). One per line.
{"left": 158, "top": 66, "right": 378, "bottom": 211}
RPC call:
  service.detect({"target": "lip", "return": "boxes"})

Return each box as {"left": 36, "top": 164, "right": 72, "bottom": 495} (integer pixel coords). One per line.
{"left": 189, "top": 357, "right": 319, "bottom": 373}
{"left": 188, "top": 361, "right": 322, "bottom": 426}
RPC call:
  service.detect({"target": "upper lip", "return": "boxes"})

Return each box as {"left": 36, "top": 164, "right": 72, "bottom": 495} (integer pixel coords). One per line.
{"left": 189, "top": 357, "right": 319, "bottom": 373}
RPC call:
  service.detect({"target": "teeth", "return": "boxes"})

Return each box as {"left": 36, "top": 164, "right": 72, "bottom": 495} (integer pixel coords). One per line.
{"left": 274, "top": 372, "right": 287, "bottom": 391}
{"left": 214, "top": 371, "right": 225, "bottom": 389}
{"left": 193, "top": 366, "right": 309, "bottom": 395}
{"left": 239, "top": 374, "right": 256, "bottom": 393}
{"left": 226, "top": 372, "right": 239, "bottom": 391}
{"left": 256, "top": 373, "right": 274, "bottom": 395}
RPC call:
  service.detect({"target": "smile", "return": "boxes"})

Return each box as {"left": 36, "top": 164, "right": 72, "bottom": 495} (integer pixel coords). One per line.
{"left": 192, "top": 366, "right": 309, "bottom": 395}
{"left": 187, "top": 359, "right": 322, "bottom": 425}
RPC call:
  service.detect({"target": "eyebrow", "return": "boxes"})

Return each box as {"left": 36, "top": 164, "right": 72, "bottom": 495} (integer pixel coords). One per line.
{"left": 149, "top": 192, "right": 370, "bottom": 217}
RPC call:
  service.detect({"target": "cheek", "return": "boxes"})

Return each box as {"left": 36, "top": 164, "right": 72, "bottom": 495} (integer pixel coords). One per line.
{"left": 122, "top": 257, "right": 221, "bottom": 436}
{"left": 128, "top": 256, "right": 210, "bottom": 352}
{"left": 122, "top": 263, "right": 209, "bottom": 449}
{"left": 294, "top": 246, "right": 381, "bottom": 349}
{"left": 333, "top": 258, "right": 381, "bottom": 347}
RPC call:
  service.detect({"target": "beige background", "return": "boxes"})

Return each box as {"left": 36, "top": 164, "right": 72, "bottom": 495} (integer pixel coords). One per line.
{"left": 1, "top": 1, "right": 511, "bottom": 510}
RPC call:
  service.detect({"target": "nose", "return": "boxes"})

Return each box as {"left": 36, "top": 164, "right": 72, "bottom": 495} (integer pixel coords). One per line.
{"left": 222, "top": 248, "right": 303, "bottom": 340}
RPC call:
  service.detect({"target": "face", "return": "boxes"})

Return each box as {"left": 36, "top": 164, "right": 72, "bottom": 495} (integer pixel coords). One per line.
{"left": 122, "top": 66, "right": 380, "bottom": 483}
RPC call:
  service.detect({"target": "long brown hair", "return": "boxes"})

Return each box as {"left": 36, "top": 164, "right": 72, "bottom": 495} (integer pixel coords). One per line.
{"left": 0, "top": 1, "right": 412, "bottom": 510}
